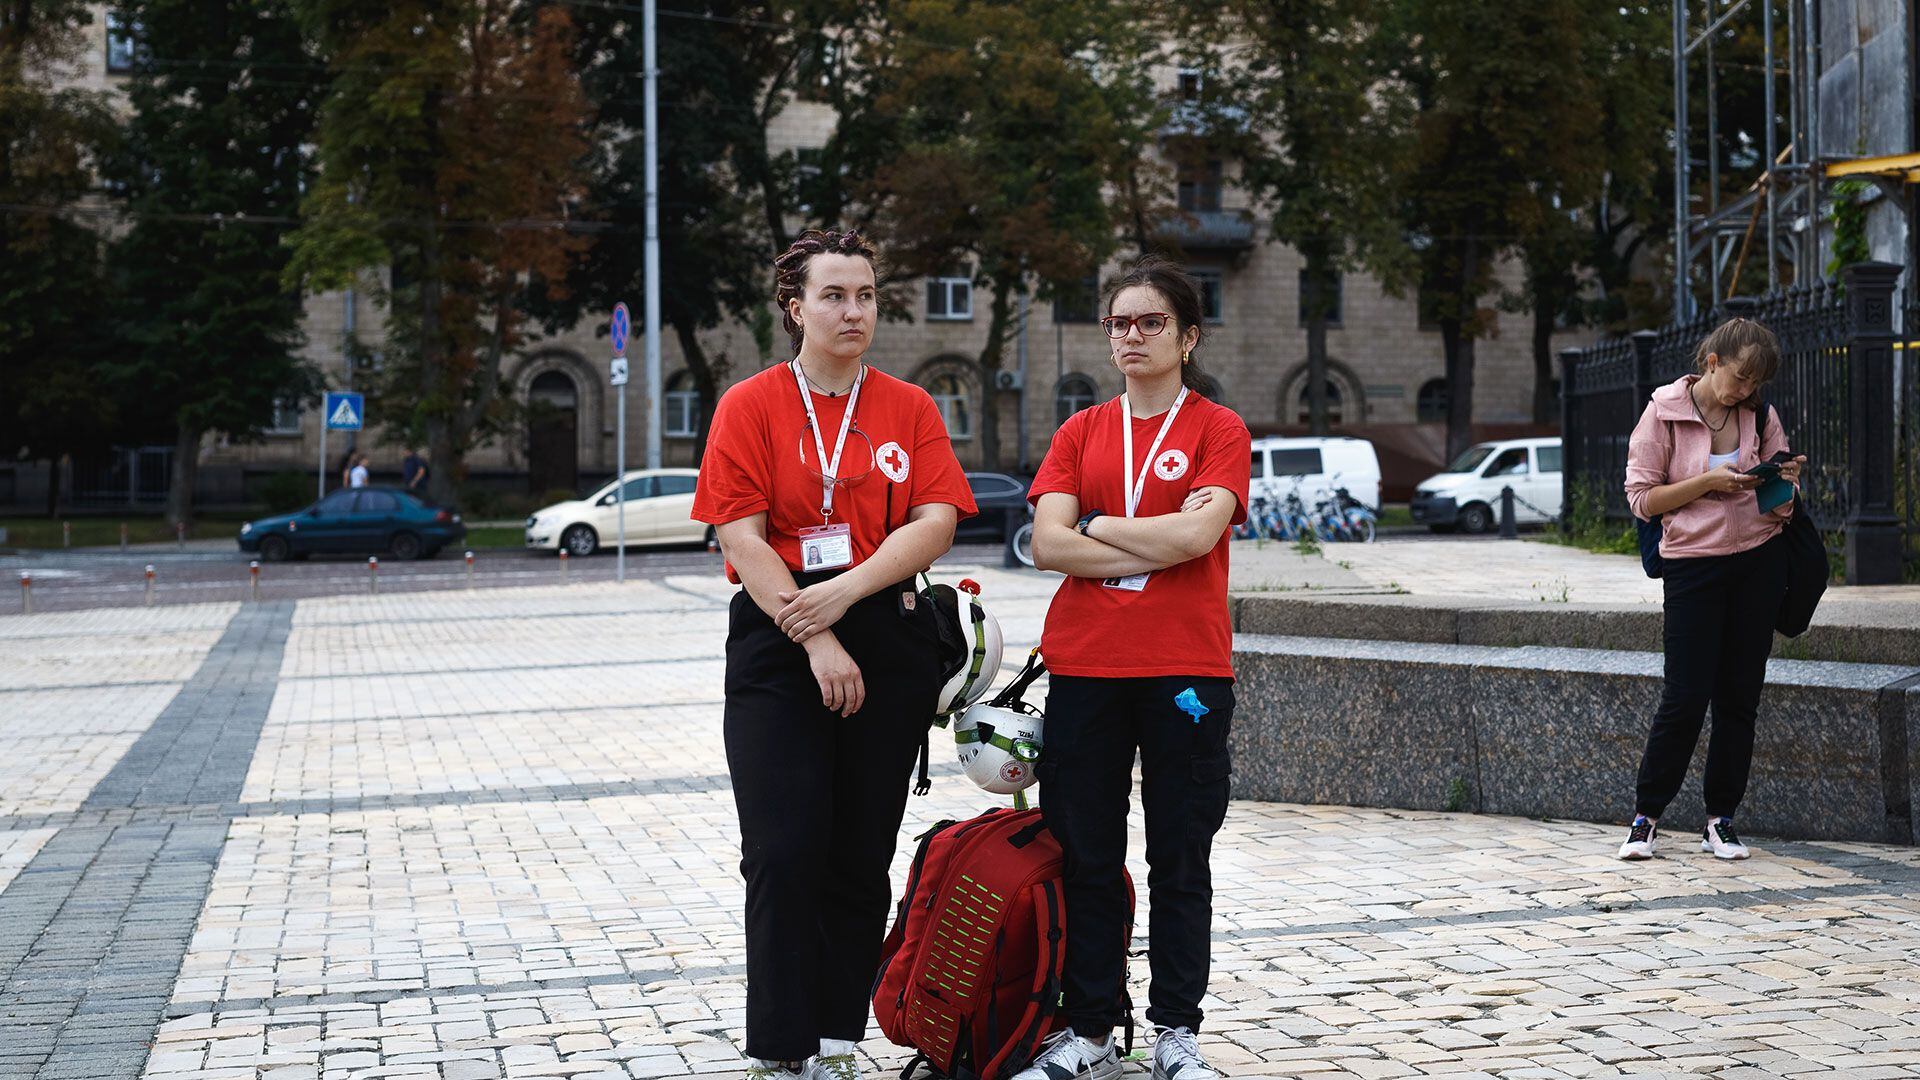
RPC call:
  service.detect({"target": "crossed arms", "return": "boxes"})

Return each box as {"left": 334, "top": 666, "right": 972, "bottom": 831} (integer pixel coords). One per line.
{"left": 1029, "top": 488, "right": 1237, "bottom": 578}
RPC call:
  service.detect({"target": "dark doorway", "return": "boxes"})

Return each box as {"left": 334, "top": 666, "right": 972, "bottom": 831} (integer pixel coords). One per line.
{"left": 527, "top": 370, "right": 580, "bottom": 496}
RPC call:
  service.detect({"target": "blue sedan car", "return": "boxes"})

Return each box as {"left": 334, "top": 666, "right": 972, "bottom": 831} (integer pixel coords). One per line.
{"left": 238, "top": 486, "right": 465, "bottom": 562}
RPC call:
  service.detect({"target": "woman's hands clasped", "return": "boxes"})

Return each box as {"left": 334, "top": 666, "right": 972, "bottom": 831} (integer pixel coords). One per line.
{"left": 776, "top": 578, "right": 855, "bottom": 644}
{"left": 778, "top": 578, "right": 864, "bottom": 716}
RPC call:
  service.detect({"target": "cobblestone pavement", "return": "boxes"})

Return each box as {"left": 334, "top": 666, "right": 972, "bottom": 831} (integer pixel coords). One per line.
{"left": 2, "top": 565, "right": 1920, "bottom": 1079}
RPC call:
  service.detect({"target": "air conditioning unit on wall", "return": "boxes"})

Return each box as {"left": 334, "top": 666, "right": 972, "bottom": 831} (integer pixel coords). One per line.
{"left": 993, "top": 370, "right": 1024, "bottom": 391}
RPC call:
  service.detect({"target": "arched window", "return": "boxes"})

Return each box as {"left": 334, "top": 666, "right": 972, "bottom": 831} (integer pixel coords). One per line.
{"left": 927, "top": 373, "right": 973, "bottom": 439}
{"left": 1055, "top": 374, "right": 1098, "bottom": 426}
{"left": 1416, "top": 378, "right": 1449, "bottom": 422}
{"left": 1295, "top": 380, "right": 1344, "bottom": 425}
{"left": 664, "top": 371, "right": 701, "bottom": 439}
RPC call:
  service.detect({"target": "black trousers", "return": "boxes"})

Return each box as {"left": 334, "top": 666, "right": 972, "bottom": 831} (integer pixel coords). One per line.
{"left": 1038, "top": 674, "right": 1233, "bottom": 1037}
{"left": 725, "top": 574, "right": 941, "bottom": 1062}
{"left": 1635, "top": 531, "right": 1788, "bottom": 820}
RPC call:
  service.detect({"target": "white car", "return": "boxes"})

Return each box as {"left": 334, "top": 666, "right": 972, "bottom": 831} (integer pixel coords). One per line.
{"left": 524, "top": 469, "right": 708, "bottom": 556}
{"left": 1249, "top": 436, "right": 1382, "bottom": 511}
{"left": 1410, "top": 437, "right": 1563, "bottom": 533}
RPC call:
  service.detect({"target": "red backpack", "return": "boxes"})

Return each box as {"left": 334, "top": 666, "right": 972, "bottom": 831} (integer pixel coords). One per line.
{"left": 872, "top": 808, "right": 1134, "bottom": 1080}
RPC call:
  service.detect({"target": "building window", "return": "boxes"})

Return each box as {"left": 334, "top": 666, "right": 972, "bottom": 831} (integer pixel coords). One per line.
{"left": 1052, "top": 274, "right": 1099, "bottom": 323}
{"left": 1295, "top": 381, "right": 1345, "bottom": 425}
{"left": 927, "top": 373, "right": 973, "bottom": 439}
{"left": 664, "top": 372, "right": 701, "bottom": 439}
{"left": 927, "top": 271, "right": 973, "bottom": 321}
{"left": 1193, "top": 269, "right": 1224, "bottom": 323}
{"left": 1176, "top": 68, "right": 1203, "bottom": 102}
{"left": 106, "top": 12, "right": 141, "bottom": 73}
{"left": 266, "top": 399, "right": 302, "bottom": 435}
{"left": 1417, "top": 378, "right": 1449, "bottom": 422}
{"left": 1055, "top": 374, "right": 1098, "bottom": 427}
{"left": 1177, "top": 160, "right": 1223, "bottom": 213}
{"left": 1298, "top": 270, "right": 1342, "bottom": 327}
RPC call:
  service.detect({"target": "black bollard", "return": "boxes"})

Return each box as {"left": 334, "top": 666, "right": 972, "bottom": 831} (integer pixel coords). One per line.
{"left": 1499, "top": 486, "right": 1518, "bottom": 539}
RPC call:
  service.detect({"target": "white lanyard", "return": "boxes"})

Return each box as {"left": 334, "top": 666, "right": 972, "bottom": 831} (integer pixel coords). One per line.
{"left": 1120, "top": 387, "right": 1188, "bottom": 518}
{"left": 791, "top": 359, "right": 864, "bottom": 519}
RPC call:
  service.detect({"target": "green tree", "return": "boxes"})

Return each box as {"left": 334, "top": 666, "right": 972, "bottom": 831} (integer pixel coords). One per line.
{"left": 536, "top": 0, "right": 848, "bottom": 454}
{"left": 287, "top": 0, "right": 590, "bottom": 507}
{"left": 843, "top": 0, "right": 1158, "bottom": 468}
{"left": 1376, "top": 0, "right": 1599, "bottom": 459}
{"left": 107, "top": 0, "right": 325, "bottom": 526}
{"left": 0, "top": 0, "right": 120, "bottom": 513}
{"left": 1181, "top": 0, "right": 1407, "bottom": 435}
{"left": 1503, "top": 2, "right": 1671, "bottom": 422}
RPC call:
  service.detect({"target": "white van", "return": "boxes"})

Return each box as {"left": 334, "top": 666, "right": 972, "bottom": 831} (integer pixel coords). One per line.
{"left": 1249, "top": 436, "right": 1382, "bottom": 512}
{"left": 1410, "top": 437, "right": 1562, "bottom": 533}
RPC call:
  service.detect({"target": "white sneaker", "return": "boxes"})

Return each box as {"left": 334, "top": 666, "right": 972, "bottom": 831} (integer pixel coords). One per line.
{"left": 805, "top": 1039, "right": 863, "bottom": 1080}
{"left": 1618, "top": 816, "right": 1657, "bottom": 860}
{"left": 746, "top": 1061, "right": 807, "bottom": 1080}
{"left": 1701, "top": 818, "right": 1751, "bottom": 860}
{"left": 1152, "top": 1027, "right": 1220, "bottom": 1080}
{"left": 1009, "top": 1029, "right": 1122, "bottom": 1080}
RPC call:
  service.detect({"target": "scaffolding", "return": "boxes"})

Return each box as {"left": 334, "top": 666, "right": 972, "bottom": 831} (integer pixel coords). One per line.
{"left": 1674, "top": 0, "right": 1820, "bottom": 317}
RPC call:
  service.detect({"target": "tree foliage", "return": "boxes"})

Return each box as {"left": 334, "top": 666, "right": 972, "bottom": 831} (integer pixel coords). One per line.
{"left": 535, "top": 0, "right": 852, "bottom": 456}
{"left": 1375, "top": 0, "right": 1601, "bottom": 458}
{"left": 843, "top": 0, "right": 1160, "bottom": 467}
{"left": 0, "top": 0, "right": 120, "bottom": 511}
{"left": 108, "top": 0, "right": 326, "bottom": 525}
{"left": 1180, "top": 0, "right": 1405, "bottom": 434}
{"left": 286, "top": 0, "right": 590, "bottom": 506}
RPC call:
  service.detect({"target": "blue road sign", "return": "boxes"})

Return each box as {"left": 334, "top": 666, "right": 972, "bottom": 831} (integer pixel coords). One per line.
{"left": 610, "top": 303, "right": 630, "bottom": 357}
{"left": 324, "top": 391, "right": 365, "bottom": 431}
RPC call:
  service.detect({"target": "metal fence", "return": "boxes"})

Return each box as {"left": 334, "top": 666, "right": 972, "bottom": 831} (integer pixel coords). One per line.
{"left": 1904, "top": 299, "right": 1920, "bottom": 581}
{"left": 1561, "top": 261, "right": 1912, "bottom": 584}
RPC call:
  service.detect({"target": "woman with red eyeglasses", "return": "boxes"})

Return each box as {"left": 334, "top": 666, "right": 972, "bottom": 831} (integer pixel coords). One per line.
{"left": 1014, "top": 256, "right": 1250, "bottom": 1080}
{"left": 692, "top": 229, "right": 977, "bottom": 1080}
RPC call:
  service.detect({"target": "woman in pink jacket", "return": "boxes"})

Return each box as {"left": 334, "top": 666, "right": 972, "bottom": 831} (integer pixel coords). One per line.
{"left": 1619, "top": 317, "right": 1805, "bottom": 862}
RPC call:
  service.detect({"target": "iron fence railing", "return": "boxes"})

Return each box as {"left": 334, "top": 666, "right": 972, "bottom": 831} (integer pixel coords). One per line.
{"left": 1902, "top": 300, "right": 1919, "bottom": 581}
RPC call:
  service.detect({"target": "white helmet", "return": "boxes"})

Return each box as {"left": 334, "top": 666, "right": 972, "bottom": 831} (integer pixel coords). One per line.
{"left": 930, "top": 578, "right": 1004, "bottom": 717}
{"left": 954, "top": 701, "right": 1043, "bottom": 794}
{"left": 952, "top": 650, "right": 1048, "bottom": 794}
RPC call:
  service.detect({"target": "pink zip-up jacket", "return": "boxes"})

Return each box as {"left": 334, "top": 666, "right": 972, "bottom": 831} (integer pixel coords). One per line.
{"left": 1624, "top": 374, "right": 1793, "bottom": 559}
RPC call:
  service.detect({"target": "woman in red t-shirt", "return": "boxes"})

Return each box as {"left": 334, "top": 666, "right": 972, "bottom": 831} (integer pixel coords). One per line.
{"left": 691, "top": 229, "right": 977, "bottom": 1080}
{"left": 1013, "top": 257, "right": 1250, "bottom": 1080}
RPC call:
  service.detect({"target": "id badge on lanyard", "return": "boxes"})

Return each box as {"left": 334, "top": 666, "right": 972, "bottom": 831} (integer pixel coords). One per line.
{"left": 793, "top": 360, "right": 863, "bottom": 571}
{"left": 1103, "top": 387, "right": 1188, "bottom": 593}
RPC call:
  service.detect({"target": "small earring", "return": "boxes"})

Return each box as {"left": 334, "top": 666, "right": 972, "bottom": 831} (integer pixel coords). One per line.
{"left": 1183, "top": 352, "right": 1191, "bottom": 365}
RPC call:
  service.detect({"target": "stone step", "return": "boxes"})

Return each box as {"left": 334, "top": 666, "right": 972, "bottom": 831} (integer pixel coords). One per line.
{"left": 1230, "top": 632, "right": 1920, "bottom": 844}
{"left": 1231, "top": 591, "right": 1920, "bottom": 665}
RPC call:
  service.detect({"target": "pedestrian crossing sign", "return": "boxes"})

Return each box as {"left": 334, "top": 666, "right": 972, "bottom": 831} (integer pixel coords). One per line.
{"left": 325, "top": 391, "right": 364, "bottom": 431}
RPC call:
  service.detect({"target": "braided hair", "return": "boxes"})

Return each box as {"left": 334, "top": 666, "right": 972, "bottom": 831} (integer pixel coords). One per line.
{"left": 774, "top": 229, "right": 877, "bottom": 356}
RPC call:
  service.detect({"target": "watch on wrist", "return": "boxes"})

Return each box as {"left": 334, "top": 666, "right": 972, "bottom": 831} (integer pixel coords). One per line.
{"left": 1076, "top": 510, "right": 1104, "bottom": 536}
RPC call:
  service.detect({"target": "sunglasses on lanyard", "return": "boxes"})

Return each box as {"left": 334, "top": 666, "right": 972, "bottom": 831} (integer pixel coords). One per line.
{"left": 798, "top": 422, "right": 876, "bottom": 492}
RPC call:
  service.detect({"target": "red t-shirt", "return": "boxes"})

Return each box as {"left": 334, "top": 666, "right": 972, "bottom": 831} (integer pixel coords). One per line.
{"left": 1028, "top": 394, "right": 1251, "bottom": 679}
{"left": 692, "top": 364, "right": 977, "bottom": 582}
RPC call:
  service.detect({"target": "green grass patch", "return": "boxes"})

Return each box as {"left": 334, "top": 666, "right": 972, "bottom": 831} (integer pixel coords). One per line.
{"left": 463, "top": 526, "right": 527, "bottom": 549}
{"left": 1376, "top": 503, "right": 1413, "bottom": 528}
{"left": 0, "top": 515, "right": 252, "bottom": 548}
{"left": 1534, "top": 483, "right": 1637, "bottom": 557}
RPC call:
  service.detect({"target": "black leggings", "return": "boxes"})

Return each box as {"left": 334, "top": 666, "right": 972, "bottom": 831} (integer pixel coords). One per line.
{"left": 1038, "top": 674, "right": 1233, "bottom": 1037}
{"left": 1635, "top": 531, "right": 1788, "bottom": 820}
{"left": 724, "top": 574, "right": 941, "bottom": 1062}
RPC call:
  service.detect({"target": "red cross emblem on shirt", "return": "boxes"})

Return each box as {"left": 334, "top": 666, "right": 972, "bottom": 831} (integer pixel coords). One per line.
{"left": 884, "top": 447, "right": 908, "bottom": 473}
{"left": 1159, "top": 453, "right": 1181, "bottom": 473}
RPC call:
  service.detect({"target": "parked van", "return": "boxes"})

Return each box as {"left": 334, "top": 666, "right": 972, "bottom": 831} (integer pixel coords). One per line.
{"left": 1249, "top": 436, "right": 1382, "bottom": 512}
{"left": 1410, "top": 437, "right": 1562, "bottom": 533}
